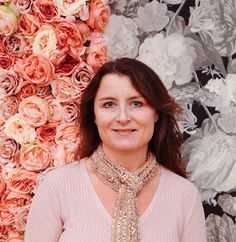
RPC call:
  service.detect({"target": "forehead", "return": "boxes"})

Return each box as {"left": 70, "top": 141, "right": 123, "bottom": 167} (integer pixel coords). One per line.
{"left": 95, "top": 73, "right": 141, "bottom": 98}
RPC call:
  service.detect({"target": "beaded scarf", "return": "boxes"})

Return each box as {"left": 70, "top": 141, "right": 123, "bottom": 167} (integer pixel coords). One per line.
{"left": 90, "top": 145, "right": 158, "bottom": 242}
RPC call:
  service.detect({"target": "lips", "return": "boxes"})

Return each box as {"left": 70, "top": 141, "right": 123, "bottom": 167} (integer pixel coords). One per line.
{"left": 113, "top": 129, "right": 137, "bottom": 135}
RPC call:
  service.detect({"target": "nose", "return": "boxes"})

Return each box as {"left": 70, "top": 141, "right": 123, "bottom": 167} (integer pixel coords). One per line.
{"left": 116, "top": 105, "right": 131, "bottom": 123}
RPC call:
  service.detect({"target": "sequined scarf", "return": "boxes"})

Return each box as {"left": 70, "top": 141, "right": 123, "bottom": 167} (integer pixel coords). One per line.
{"left": 90, "top": 145, "right": 158, "bottom": 242}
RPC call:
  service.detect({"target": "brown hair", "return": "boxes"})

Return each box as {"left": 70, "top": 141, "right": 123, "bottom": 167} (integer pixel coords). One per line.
{"left": 78, "top": 58, "right": 188, "bottom": 178}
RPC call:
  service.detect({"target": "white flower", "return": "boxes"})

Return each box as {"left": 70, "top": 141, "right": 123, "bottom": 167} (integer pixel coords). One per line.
{"left": 32, "top": 25, "right": 57, "bottom": 58}
{"left": 4, "top": 113, "right": 36, "bottom": 144}
{"left": 215, "top": 109, "right": 236, "bottom": 134}
{"left": 134, "top": 1, "right": 169, "bottom": 32}
{"left": 105, "top": 15, "right": 140, "bottom": 59}
{"left": 182, "top": 129, "right": 236, "bottom": 200}
{"left": 53, "top": 0, "right": 86, "bottom": 16}
{"left": 137, "top": 33, "right": 197, "bottom": 89}
{"left": 205, "top": 74, "right": 236, "bottom": 110}
{"left": 218, "top": 194, "right": 236, "bottom": 217}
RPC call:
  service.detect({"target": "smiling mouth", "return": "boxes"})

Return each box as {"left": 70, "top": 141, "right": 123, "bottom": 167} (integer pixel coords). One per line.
{"left": 113, "top": 129, "right": 136, "bottom": 134}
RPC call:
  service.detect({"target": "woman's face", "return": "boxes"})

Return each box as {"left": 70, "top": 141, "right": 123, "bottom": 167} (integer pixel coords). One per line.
{"left": 94, "top": 73, "right": 158, "bottom": 154}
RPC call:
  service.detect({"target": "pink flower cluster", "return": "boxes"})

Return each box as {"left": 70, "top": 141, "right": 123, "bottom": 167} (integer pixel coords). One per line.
{"left": 0, "top": 0, "right": 110, "bottom": 240}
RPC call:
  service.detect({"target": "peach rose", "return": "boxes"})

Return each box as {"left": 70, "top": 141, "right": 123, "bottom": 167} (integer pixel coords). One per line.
{"left": 0, "top": 70, "right": 23, "bottom": 99}
{"left": 0, "top": 96, "right": 19, "bottom": 119}
{"left": 10, "top": 0, "right": 33, "bottom": 13}
{"left": 18, "top": 13, "right": 40, "bottom": 37}
{"left": 4, "top": 113, "right": 36, "bottom": 145}
{"left": 47, "top": 98, "right": 63, "bottom": 122}
{"left": 36, "top": 122, "right": 59, "bottom": 143}
{"left": 13, "top": 205, "right": 29, "bottom": 231}
{"left": 18, "top": 54, "right": 54, "bottom": 86}
{"left": 62, "top": 101, "right": 79, "bottom": 123}
{"left": 51, "top": 75, "right": 82, "bottom": 102}
{"left": 18, "top": 96, "right": 49, "bottom": 127}
{"left": 0, "top": 4, "right": 18, "bottom": 36}
{"left": 0, "top": 204, "right": 14, "bottom": 226}
{"left": 71, "top": 62, "right": 94, "bottom": 90}
{"left": 7, "top": 169, "right": 38, "bottom": 194}
{"left": 54, "top": 143, "right": 78, "bottom": 166}
{"left": 0, "top": 174, "right": 6, "bottom": 197}
{"left": 0, "top": 137, "right": 20, "bottom": 163}
{"left": 54, "top": 20, "right": 85, "bottom": 55}
{"left": 6, "top": 239, "right": 24, "bottom": 242}
{"left": 86, "top": 32, "right": 107, "bottom": 71}
{"left": 1, "top": 190, "right": 31, "bottom": 210}
{"left": 53, "top": 0, "right": 86, "bottom": 16}
{"left": 20, "top": 144, "right": 52, "bottom": 171}
{"left": 34, "top": 0, "right": 59, "bottom": 22}
{"left": 86, "top": 0, "right": 110, "bottom": 32}
{"left": 3, "top": 34, "right": 27, "bottom": 57}
{"left": 55, "top": 123, "right": 80, "bottom": 144}
{"left": 32, "top": 25, "right": 58, "bottom": 59}
{"left": 17, "top": 83, "right": 36, "bottom": 101}
{"left": 0, "top": 52, "right": 14, "bottom": 70}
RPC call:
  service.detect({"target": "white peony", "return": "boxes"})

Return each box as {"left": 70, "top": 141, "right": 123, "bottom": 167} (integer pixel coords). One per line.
{"left": 53, "top": 0, "right": 86, "bottom": 16}
{"left": 182, "top": 128, "right": 236, "bottom": 201}
{"left": 137, "top": 33, "right": 197, "bottom": 89}
{"left": 105, "top": 15, "right": 140, "bottom": 59}
{"left": 218, "top": 194, "right": 236, "bottom": 217}
{"left": 32, "top": 25, "right": 57, "bottom": 59}
{"left": 134, "top": 1, "right": 169, "bottom": 32}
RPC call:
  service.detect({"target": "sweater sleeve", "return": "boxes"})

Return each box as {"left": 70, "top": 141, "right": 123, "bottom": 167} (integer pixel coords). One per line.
{"left": 181, "top": 187, "right": 207, "bottom": 242}
{"left": 24, "top": 175, "right": 63, "bottom": 242}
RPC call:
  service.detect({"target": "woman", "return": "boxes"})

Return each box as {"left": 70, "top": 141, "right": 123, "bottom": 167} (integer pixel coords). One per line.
{"left": 25, "top": 58, "right": 206, "bottom": 242}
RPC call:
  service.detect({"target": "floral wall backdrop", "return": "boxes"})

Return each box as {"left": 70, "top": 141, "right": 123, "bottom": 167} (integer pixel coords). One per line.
{"left": 0, "top": 0, "right": 110, "bottom": 240}
{"left": 106, "top": 0, "right": 236, "bottom": 241}
{"left": 0, "top": 0, "right": 236, "bottom": 241}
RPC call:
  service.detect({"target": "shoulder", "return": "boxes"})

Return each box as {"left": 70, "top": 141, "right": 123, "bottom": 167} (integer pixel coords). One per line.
{"left": 161, "top": 166, "right": 200, "bottom": 202}
{"left": 36, "top": 160, "right": 84, "bottom": 191}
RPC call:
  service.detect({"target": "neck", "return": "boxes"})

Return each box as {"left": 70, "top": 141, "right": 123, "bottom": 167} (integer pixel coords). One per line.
{"left": 102, "top": 144, "right": 149, "bottom": 172}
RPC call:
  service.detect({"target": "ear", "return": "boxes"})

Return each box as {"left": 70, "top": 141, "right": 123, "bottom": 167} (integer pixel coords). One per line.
{"left": 154, "top": 113, "right": 159, "bottom": 123}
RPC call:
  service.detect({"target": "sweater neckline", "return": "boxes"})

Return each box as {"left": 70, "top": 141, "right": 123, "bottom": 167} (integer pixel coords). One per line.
{"left": 81, "top": 159, "right": 166, "bottom": 224}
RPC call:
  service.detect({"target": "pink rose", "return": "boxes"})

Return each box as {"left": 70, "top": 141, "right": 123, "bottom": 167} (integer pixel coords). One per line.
{"left": 20, "top": 144, "right": 52, "bottom": 171}
{"left": 54, "top": 143, "right": 78, "bottom": 166}
{"left": 3, "top": 34, "right": 27, "bottom": 57}
{"left": 36, "top": 85, "right": 52, "bottom": 98}
{"left": 17, "top": 83, "right": 36, "bottom": 101}
{"left": 10, "top": 0, "right": 33, "bottom": 13}
{"left": 7, "top": 169, "right": 38, "bottom": 194}
{"left": 0, "top": 70, "right": 23, "bottom": 99}
{"left": 51, "top": 75, "right": 82, "bottom": 102}
{"left": 71, "top": 62, "right": 94, "bottom": 91}
{"left": 16, "top": 54, "right": 54, "bottom": 86}
{"left": 0, "top": 96, "right": 19, "bottom": 119}
{"left": 55, "top": 123, "right": 80, "bottom": 144}
{"left": 54, "top": 49, "right": 81, "bottom": 76}
{"left": 86, "top": 0, "right": 110, "bottom": 32}
{"left": 18, "top": 13, "right": 40, "bottom": 37}
{"left": 0, "top": 137, "right": 20, "bottom": 163}
{"left": 86, "top": 32, "right": 107, "bottom": 71}
{"left": 18, "top": 96, "right": 49, "bottom": 127}
{"left": 0, "top": 52, "right": 14, "bottom": 70}
{"left": 0, "top": 4, "right": 18, "bottom": 36}
{"left": 0, "top": 174, "right": 6, "bottom": 197}
{"left": 36, "top": 122, "right": 59, "bottom": 143}
{"left": 62, "top": 101, "right": 79, "bottom": 123}
{"left": 33, "top": 0, "right": 59, "bottom": 22}
{"left": 1, "top": 190, "right": 31, "bottom": 210}
{"left": 13, "top": 205, "right": 29, "bottom": 231}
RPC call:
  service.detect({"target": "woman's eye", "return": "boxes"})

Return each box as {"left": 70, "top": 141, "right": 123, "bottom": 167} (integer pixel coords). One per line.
{"left": 131, "top": 101, "right": 143, "bottom": 108}
{"left": 103, "top": 101, "right": 115, "bottom": 108}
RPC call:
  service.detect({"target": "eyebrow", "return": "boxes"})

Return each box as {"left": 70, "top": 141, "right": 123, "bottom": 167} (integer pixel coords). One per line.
{"left": 97, "top": 95, "right": 144, "bottom": 101}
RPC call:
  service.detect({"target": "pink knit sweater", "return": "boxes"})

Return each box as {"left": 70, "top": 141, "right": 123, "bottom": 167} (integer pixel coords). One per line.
{"left": 25, "top": 160, "right": 206, "bottom": 242}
